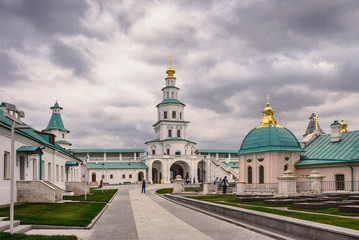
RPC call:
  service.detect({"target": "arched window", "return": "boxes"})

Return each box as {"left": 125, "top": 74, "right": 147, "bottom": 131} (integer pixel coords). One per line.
{"left": 247, "top": 166, "right": 252, "bottom": 184}
{"left": 284, "top": 164, "right": 288, "bottom": 171}
{"left": 259, "top": 166, "right": 264, "bottom": 184}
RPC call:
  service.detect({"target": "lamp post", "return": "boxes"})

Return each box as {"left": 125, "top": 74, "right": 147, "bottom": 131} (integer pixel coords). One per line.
{"left": 102, "top": 163, "right": 104, "bottom": 194}
{"left": 2, "top": 103, "right": 31, "bottom": 235}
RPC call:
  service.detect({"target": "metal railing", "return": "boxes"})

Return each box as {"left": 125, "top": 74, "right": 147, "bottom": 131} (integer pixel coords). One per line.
{"left": 321, "top": 181, "right": 359, "bottom": 192}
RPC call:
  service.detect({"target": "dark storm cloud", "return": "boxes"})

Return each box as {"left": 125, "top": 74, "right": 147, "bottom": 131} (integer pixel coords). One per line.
{"left": 211, "top": 1, "right": 359, "bottom": 53}
{"left": 0, "top": 0, "right": 90, "bottom": 36}
{"left": 50, "top": 41, "right": 93, "bottom": 79}
{"left": 0, "top": 52, "right": 24, "bottom": 85}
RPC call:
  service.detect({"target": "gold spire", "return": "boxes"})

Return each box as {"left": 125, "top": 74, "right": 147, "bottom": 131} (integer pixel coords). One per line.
{"left": 340, "top": 113, "right": 348, "bottom": 133}
{"left": 166, "top": 54, "right": 176, "bottom": 78}
{"left": 256, "top": 95, "right": 283, "bottom": 128}
{"left": 313, "top": 113, "right": 320, "bottom": 131}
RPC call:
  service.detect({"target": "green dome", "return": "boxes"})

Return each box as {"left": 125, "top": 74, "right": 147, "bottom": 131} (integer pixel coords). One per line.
{"left": 238, "top": 125, "right": 302, "bottom": 155}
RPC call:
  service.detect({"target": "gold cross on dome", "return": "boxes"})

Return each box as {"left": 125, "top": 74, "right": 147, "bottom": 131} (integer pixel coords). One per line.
{"left": 168, "top": 54, "right": 174, "bottom": 66}
{"left": 313, "top": 113, "right": 320, "bottom": 131}
{"left": 266, "top": 94, "right": 270, "bottom": 106}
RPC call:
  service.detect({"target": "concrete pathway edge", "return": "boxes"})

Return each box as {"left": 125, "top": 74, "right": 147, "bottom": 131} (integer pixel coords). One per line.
{"left": 157, "top": 193, "right": 291, "bottom": 240}
{"left": 163, "top": 194, "right": 359, "bottom": 240}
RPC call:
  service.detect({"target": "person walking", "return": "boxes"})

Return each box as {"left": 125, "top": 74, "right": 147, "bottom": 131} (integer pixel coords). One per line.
{"left": 222, "top": 176, "right": 229, "bottom": 194}
{"left": 193, "top": 177, "right": 196, "bottom": 184}
{"left": 141, "top": 179, "right": 146, "bottom": 193}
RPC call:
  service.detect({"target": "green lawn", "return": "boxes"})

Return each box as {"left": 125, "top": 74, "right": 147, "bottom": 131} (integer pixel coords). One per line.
{"left": 156, "top": 188, "right": 173, "bottom": 194}
{"left": 288, "top": 206, "right": 359, "bottom": 216}
{"left": 0, "top": 202, "right": 106, "bottom": 226}
{"left": 63, "top": 189, "right": 117, "bottom": 202}
{"left": 156, "top": 187, "right": 204, "bottom": 194}
{"left": 190, "top": 195, "right": 359, "bottom": 231}
{"left": 0, "top": 232, "right": 77, "bottom": 240}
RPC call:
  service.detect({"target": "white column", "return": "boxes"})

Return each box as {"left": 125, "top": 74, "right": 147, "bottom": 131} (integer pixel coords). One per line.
{"left": 277, "top": 170, "right": 297, "bottom": 196}
{"left": 307, "top": 170, "right": 325, "bottom": 194}
{"left": 148, "top": 161, "right": 153, "bottom": 183}
{"left": 104, "top": 153, "right": 106, "bottom": 161}
{"left": 120, "top": 153, "right": 122, "bottom": 161}
{"left": 134, "top": 152, "right": 136, "bottom": 161}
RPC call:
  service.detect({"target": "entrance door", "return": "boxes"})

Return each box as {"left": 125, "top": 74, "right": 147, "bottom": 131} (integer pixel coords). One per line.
{"left": 92, "top": 172, "right": 96, "bottom": 182}
{"left": 335, "top": 174, "right": 345, "bottom": 190}
{"left": 20, "top": 156, "right": 25, "bottom": 180}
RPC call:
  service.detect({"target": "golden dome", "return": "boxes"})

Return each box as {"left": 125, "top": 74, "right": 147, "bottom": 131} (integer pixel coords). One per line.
{"left": 256, "top": 95, "right": 283, "bottom": 129}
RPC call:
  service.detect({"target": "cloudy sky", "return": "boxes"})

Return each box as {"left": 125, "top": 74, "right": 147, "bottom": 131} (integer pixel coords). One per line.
{"left": 1, "top": 0, "right": 359, "bottom": 150}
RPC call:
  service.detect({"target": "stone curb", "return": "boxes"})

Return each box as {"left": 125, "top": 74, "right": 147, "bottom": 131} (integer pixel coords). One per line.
{"left": 156, "top": 192, "right": 291, "bottom": 240}
{"left": 162, "top": 193, "right": 359, "bottom": 240}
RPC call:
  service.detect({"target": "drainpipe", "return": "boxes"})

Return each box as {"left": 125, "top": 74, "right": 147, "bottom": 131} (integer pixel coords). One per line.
{"left": 39, "top": 145, "right": 46, "bottom": 180}
{"left": 348, "top": 160, "right": 354, "bottom": 192}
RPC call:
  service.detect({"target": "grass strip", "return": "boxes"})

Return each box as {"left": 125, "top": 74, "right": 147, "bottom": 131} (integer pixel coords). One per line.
{"left": 287, "top": 207, "right": 359, "bottom": 216}
{"left": 63, "top": 189, "right": 117, "bottom": 202}
{"left": 0, "top": 202, "right": 106, "bottom": 226}
{"left": 190, "top": 195, "right": 359, "bottom": 231}
{"left": 0, "top": 232, "right": 77, "bottom": 240}
{"left": 156, "top": 188, "right": 173, "bottom": 194}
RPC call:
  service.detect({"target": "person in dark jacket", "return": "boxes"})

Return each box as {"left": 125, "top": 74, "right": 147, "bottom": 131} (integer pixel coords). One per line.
{"left": 141, "top": 179, "right": 146, "bottom": 193}
{"left": 222, "top": 176, "right": 229, "bottom": 194}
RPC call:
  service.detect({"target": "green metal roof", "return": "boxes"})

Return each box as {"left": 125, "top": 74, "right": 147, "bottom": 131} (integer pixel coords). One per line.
{"left": 51, "top": 101, "right": 62, "bottom": 109}
{"left": 296, "top": 131, "right": 359, "bottom": 166}
{"left": 70, "top": 149, "right": 145, "bottom": 153}
{"left": 43, "top": 113, "right": 69, "bottom": 132}
{"left": 56, "top": 140, "right": 72, "bottom": 145}
{"left": 145, "top": 138, "right": 196, "bottom": 144}
{"left": 197, "top": 149, "right": 239, "bottom": 154}
{"left": 65, "top": 161, "right": 79, "bottom": 166}
{"left": 162, "top": 86, "right": 180, "bottom": 91}
{"left": 156, "top": 99, "right": 185, "bottom": 107}
{"left": 0, "top": 109, "right": 80, "bottom": 162}
{"left": 87, "top": 162, "right": 148, "bottom": 169}
{"left": 17, "top": 146, "right": 43, "bottom": 153}
{"left": 223, "top": 161, "right": 239, "bottom": 168}
{"left": 238, "top": 125, "right": 303, "bottom": 155}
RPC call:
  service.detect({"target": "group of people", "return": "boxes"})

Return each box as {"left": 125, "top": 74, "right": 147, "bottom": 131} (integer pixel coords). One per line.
{"left": 214, "top": 176, "right": 229, "bottom": 194}
{"left": 140, "top": 176, "right": 230, "bottom": 194}
{"left": 185, "top": 177, "right": 196, "bottom": 184}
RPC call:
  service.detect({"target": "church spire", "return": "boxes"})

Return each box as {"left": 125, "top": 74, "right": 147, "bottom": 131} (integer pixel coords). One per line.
{"left": 256, "top": 95, "right": 283, "bottom": 128}
{"left": 166, "top": 54, "right": 176, "bottom": 78}
{"left": 340, "top": 113, "right": 348, "bottom": 133}
{"left": 43, "top": 100, "right": 69, "bottom": 133}
{"left": 303, "top": 111, "right": 325, "bottom": 137}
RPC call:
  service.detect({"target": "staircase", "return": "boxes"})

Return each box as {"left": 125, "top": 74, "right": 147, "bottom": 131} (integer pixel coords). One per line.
{"left": 210, "top": 158, "right": 239, "bottom": 180}
{"left": 0, "top": 217, "right": 32, "bottom": 234}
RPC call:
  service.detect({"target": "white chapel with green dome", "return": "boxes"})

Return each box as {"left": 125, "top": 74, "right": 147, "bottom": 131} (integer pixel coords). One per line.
{"left": 238, "top": 96, "right": 303, "bottom": 184}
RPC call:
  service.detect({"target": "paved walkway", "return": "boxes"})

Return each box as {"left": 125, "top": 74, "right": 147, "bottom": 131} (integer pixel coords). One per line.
{"left": 27, "top": 184, "right": 274, "bottom": 240}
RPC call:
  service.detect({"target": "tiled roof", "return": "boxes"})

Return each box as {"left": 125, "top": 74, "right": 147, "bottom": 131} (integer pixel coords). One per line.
{"left": 296, "top": 131, "right": 359, "bottom": 166}
{"left": 87, "top": 162, "right": 148, "bottom": 169}
{"left": 70, "top": 149, "right": 145, "bottom": 153}
{"left": 239, "top": 125, "right": 303, "bottom": 155}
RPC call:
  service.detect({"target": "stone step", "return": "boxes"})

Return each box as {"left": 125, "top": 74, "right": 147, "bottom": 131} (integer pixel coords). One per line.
{"left": 5, "top": 224, "right": 32, "bottom": 234}
{"left": 0, "top": 220, "right": 21, "bottom": 232}
{"left": 63, "top": 191, "right": 74, "bottom": 196}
